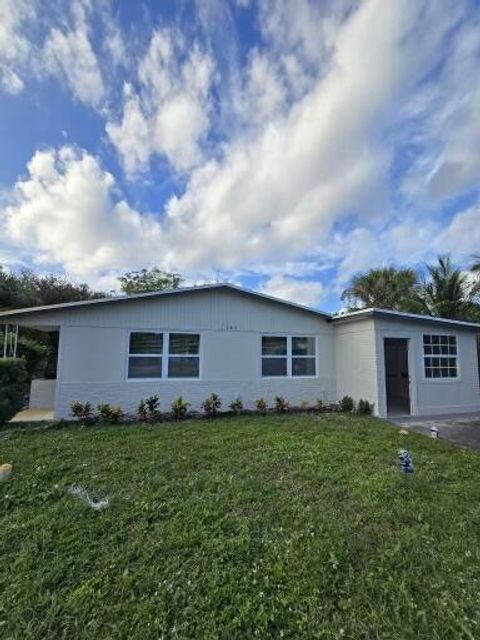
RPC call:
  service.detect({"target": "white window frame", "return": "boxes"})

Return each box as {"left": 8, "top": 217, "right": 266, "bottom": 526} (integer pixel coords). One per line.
{"left": 260, "top": 335, "right": 317, "bottom": 378}
{"left": 126, "top": 330, "right": 202, "bottom": 380}
{"left": 167, "top": 332, "right": 201, "bottom": 380}
{"left": 422, "top": 333, "right": 460, "bottom": 381}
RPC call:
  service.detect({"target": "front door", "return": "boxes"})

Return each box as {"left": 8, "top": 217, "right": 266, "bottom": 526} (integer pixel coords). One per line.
{"left": 384, "top": 338, "right": 411, "bottom": 416}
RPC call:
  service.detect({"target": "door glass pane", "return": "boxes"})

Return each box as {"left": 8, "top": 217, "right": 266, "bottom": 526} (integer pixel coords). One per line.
{"left": 168, "top": 356, "right": 199, "bottom": 378}
{"left": 129, "top": 332, "right": 163, "bottom": 354}
{"left": 128, "top": 356, "right": 162, "bottom": 378}
{"left": 292, "top": 357, "right": 316, "bottom": 376}
{"left": 262, "top": 336, "right": 287, "bottom": 356}
{"left": 262, "top": 357, "right": 287, "bottom": 376}
{"left": 292, "top": 337, "right": 315, "bottom": 356}
{"left": 169, "top": 333, "right": 200, "bottom": 354}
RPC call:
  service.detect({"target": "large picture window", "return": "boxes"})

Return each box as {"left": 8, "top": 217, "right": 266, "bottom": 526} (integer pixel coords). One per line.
{"left": 128, "top": 332, "right": 200, "bottom": 379}
{"left": 261, "top": 336, "right": 316, "bottom": 377}
{"left": 128, "top": 332, "right": 163, "bottom": 378}
{"left": 423, "top": 334, "right": 458, "bottom": 378}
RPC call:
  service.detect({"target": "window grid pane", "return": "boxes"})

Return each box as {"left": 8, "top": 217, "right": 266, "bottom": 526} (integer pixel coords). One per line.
{"left": 292, "top": 357, "right": 316, "bottom": 376}
{"left": 129, "top": 332, "right": 163, "bottom": 354}
{"left": 169, "top": 333, "right": 200, "bottom": 355}
{"left": 262, "top": 336, "right": 287, "bottom": 356}
{"left": 168, "top": 356, "right": 199, "bottom": 378}
{"left": 128, "top": 356, "right": 162, "bottom": 378}
{"left": 423, "top": 334, "right": 457, "bottom": 378}
{"left": 262, "top": 357, "right": 288, "bottom": 377}
{"left": 292, "top": 337, "right": 315, "bottom": 356}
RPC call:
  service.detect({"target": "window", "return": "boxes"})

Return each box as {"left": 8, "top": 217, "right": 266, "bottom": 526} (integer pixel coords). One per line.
{"left": 128, "top": 332, "right": 163, "bottom": 378}
{"left": 262, "top": 336, "right": 287, "bottom": 376}
{"left": 127, "top": 332, "right": 200, "bottom": 378}
{"left": 168, "top": 333, "right": 200, "bottom": 378}
{"left": 292, "top": 337, "right": 316, "bottom": 376}
{"left": 261, "top": 336, "right": 316, "bottom": 377}
{"left": 423, "top": 334, "right": 458, "bottom": 378}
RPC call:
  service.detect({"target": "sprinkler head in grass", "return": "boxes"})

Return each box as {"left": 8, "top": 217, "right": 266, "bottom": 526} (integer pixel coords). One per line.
{"left": 398, "top": 449, "right": 414, "bottom": 474}
{"left": 430, "top": 426, "right": 439, "bottom": 439}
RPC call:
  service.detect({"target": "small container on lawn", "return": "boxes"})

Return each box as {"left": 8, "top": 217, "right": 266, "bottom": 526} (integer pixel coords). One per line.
{"left": 398, "top": 449, "right": 414, "bottom": 474}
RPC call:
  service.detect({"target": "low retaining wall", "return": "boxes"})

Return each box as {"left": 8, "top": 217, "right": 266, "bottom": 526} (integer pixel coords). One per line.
{"left": 29, "top": 379, "right": 56, "bottom": 409}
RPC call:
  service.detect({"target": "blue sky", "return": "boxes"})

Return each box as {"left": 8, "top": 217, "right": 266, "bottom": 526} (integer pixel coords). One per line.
{"left": 0, "top": 0, "right": 479, "bottom": 312}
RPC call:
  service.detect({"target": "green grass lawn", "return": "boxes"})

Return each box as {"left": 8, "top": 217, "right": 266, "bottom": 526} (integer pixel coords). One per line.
{"left": 2, "top": 414, "right": 480, "bottom": 639}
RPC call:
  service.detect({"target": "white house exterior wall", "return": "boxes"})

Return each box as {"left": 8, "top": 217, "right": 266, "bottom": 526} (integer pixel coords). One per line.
{"left": 333, "top": 318, "right": 380, "bottom": 413}
{"left": 373, "top": 318, "right": 480, "bottom": 417}
{"left": 51, "top": 289, "right": 336, "bottom": 418}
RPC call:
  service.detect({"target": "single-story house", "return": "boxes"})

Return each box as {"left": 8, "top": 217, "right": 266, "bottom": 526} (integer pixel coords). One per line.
{"left": 1, "top": 283, "right": 479, "bottom": 419}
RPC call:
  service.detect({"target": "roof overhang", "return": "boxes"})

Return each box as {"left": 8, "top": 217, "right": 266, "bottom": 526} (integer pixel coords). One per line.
{"left": 331, "top": 308, "right": 480, "bottom": 331}
{"left": 0, "top": 283, "right": 332, "bottom": 323}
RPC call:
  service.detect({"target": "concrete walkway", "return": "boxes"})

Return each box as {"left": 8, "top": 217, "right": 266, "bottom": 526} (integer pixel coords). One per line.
{"left": 10, "top": 408, "right": 55, "bottom": 423}
{"left": 390, "top": 412, "right": 480, "bottom": 450}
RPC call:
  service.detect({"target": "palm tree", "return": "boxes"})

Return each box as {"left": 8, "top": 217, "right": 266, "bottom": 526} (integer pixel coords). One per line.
{"left": 471, "top": 256, "right": 480, "bottom": 273}
{"left": 341, "top": 267, "right": 422, "bottom": 312}
{"left": 419, "top": 255, "right": 476, "bottom": 320}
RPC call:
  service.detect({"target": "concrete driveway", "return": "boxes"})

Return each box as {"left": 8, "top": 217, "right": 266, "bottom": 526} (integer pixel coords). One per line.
{"left": 390, "top": 412, "right": 480, "bottom": 450}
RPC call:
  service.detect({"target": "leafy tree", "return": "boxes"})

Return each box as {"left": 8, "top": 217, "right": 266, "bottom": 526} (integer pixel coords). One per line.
{"left": 0, "top": 266, "right": 107, "bottom": 381}
{"left": 418, "top": 255, "right": 477, "bottom": 320}
{"left": 118, "top": 267, "right": 183, "bottom": 295}
{"left": 341, "top": 267, "right": 422, "bottom": 312}
{"left": 0, "top": 266, "right": 106, "bottom": 311}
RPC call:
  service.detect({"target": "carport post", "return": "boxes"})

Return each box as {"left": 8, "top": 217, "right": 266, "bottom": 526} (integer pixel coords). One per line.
{"left": 1, "top": 324, "right": 18, "bottom": 359}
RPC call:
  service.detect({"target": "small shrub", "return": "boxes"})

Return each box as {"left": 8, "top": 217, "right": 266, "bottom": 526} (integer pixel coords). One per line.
{"left": 299, "top": 399, "right": 309, "bottom": 410}
{"left": 255, "top": 398, "right": 268, "bottom": 415}
{"left": 97, "top": 403, "right": 124, "bottom": 424}
{"left": 0, "top": 358, "right": 29, "bottom": 425}
{"left": 229, "top": 397, "right": 244, "bottom": 415}
{"left": 357, "top": 399, "right": 374, "bottom": 415}
{"left": 202, "top": 393, "right": 222, "bottom": 417}
{"left": 274, "top": 396, "right": 289, "bottom": 413}
{"left": 70, "top": 401, "right": 95, "bottom": 425}
{"left": 171, "top": 396, "right": 190, "bottom": 421}
{"left": 315, "top": 398, "right": 324, "bottom": 413}
{"left": 137, "top": 395, "right": 161, "bottom": 423}
{"left": 339, "top": 396, "right": 355, "bottom": 413}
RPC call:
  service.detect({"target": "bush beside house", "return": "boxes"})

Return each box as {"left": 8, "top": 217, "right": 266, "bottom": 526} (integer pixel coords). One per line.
{"left": 0, "top": 358, "right": 29, "bottom": 424}
{"left": 68, "top": 392, "right": 375, "bottom": 424}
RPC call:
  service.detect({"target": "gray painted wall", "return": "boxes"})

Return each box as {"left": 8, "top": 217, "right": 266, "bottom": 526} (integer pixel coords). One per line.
{"left": 11, "top": 287, "right": 480, "bottom": 419}
{"left": 333, "top": 318, "right": 379, "bottom": 412}
{"left": 373, "top": 318, "right": 480, "bottom": 416}
{"left": 51, "top": 288, "right": 336, "bottom": 418}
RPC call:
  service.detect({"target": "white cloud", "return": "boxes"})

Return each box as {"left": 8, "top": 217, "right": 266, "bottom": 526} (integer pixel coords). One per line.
{"left": 2, "top": 146, "right": 163, "bottom": 279}
{"left": 400, "top": 15, "right": 480, "bottom": 202}
{"left": 259, "top": 274, "right": 325, "bottom": 306}
{"left": 106, "top": 29, "right": 215, "bottom": 175}
{"left": 0, "top": 0, "right": 35, "bottom": 94}
{"left": 42, "top": 1, "right": 105, "bottom": 108}
{"left": 333, "top": 203, "right": 480, "bottom": 290}
{"left": 160, "top": 1, "right": 454, "bottom": 271}
{"left": 1, "top": 0, "right": 478, "bottom": 307}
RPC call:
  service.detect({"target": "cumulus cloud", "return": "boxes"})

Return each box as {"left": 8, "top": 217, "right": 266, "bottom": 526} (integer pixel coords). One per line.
{"left": 259, "top": 274, "right": 325, "bottom": 306}
{"left": 1, "top": 0, "right": 479, "bottom": 306}
{"left": 2, "top": 146, "right": 163, "bottom": 278}
{"left": 106, "top": 29, "right": 215, "bottom": 175}
{"left": 400, "top": 15, "right": 480, "bottom": 202}
{"left": 333, "top": 204, "right": 480, "bottom": 289}
{"left": 0, "top": 0, "right": 35, "bottom": 94}
{"left": 160, "top": 1, "right": 456, "bottom": 271}
{"left": 42, "top": 1, "right": 105, "bottom": 108}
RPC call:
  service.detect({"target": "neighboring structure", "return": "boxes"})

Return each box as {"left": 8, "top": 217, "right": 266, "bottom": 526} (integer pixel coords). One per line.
{"left": 1, "top": 283, "right": 479, "bottom": 419}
